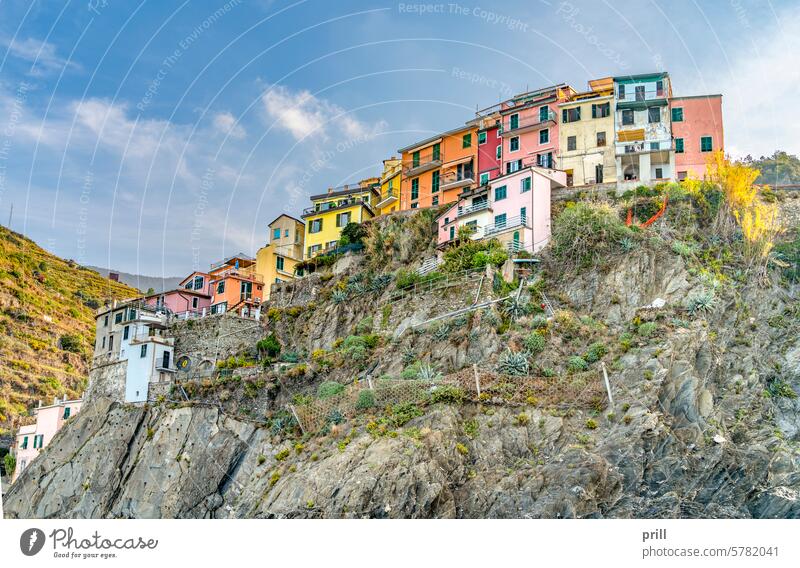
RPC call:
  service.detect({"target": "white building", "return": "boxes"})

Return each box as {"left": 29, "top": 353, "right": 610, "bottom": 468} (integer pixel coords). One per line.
{"left": 91, "top": 300, "right": 175, "bottom": 403}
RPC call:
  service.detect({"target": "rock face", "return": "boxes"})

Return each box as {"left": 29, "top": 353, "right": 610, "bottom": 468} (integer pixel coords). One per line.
{"left": 5, "top": 220, "right": 800, "bottom": 519}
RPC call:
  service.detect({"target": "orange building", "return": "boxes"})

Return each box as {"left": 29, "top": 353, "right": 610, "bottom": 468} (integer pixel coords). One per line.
{"left": 397, "top": 124, "right": 479, "bottom": 210}
{"left": 207, "top": 254, "right": 264, "bottom": 317}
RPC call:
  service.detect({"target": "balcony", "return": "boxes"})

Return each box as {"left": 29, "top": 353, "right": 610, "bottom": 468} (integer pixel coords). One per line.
{"left": 499, "top": 111, "right": 556, "bottom": 137}
{"left": 441, "top": 171, "right": 475, "bottom": 192}
{"left": 130, "top": 333, "right": 175, "bottom": 346}
{"left": 614, "top": 139, "right": 672, "bottom": 157}
{"left": 213, "top": 267, "right": 264, "bottom": 285}
{"left": 484, "top": 215, "right": 528, "bottom": 237}
{"left": 375, "top": 189, "right": 398, "bottom": 210}
{"left": 457, "top": 200, "right": 490, "bottom": 218}
{"left": 402, "top": 149, "right": 443, "bottom": 177}
{"left": 302, "top": 198, "right": 373, "bottom": 218}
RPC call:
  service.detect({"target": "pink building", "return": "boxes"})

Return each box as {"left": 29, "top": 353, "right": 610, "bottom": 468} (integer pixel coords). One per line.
{"left": 670, "top": 95, "right": 724, "bottom": 180}
{"left": 497, "top": 84, "right": 575, "bottom": 175}
{"left": 12, "top": 397, "right": 82, "bottom": 483}
{"left": 437, "top": 166, "right": 567, "bottom": 254}
{"left": 144, "top": 272, "right": 213, "bottom": 317}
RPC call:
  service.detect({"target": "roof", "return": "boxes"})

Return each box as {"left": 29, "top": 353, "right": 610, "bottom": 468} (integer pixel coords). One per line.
{"left": 145, "top": 288, "right": 211, "bottom": 299}
{"left": 267, "top": 213, "right": 304, "bottom": 227}
{"left": 397, "top": 124, "right": 474, "bottom": 154}
{"left": 670, "top": 94, "right": 722, "bottom": 101}
{"left": 613, "top": 71, "right": 669, "bottom": 82}
{"left": 179, "top": 271, "right": 210, "bottom": 286}
{"left": 309, "top": 184, "right": 379, "bottom": 201}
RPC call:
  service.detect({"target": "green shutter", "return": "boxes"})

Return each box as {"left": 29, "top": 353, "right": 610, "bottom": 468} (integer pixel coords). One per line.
{"left": 432, "top": 171, "right": 439, "bottom": 193}
{"left": 675, "top": 138, "right": 684, "bottom": 153}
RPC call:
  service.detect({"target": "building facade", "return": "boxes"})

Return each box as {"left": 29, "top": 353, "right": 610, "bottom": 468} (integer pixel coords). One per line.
{"left": 474, "top": 114, "right": 502, "bottom": 186}
{"left": 207, "top": 254, "right": 264, "bottom": 317}
{"left": 670, "top": 94, "right": 724, "bottom": 180}
{"left": 398, "top": 124, "right": 478, "bottom": 210}
{"left": 437, "top": 166, "right": 566, "bottom": 253}
{"left": 376, "top": 157, "right": 402, "bottom": 215}
{"left": 614, "top": 73, "right": 675, "bottom": 190}
{"left": 12, "top": 397, "right": 82, "bottom": 483}
{"left": 302, "top": 181, "right": 380, "bottom": 258}
{"left": 255, "top": 214, "right": 305, "bottom": 298}
{"left": 557, "top": 77, "right": 616, "bottom": 186}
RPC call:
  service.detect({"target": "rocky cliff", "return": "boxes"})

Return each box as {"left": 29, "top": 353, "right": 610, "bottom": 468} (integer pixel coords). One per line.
{"left": 5, "top": 192, "right": 800, "bottom": 518}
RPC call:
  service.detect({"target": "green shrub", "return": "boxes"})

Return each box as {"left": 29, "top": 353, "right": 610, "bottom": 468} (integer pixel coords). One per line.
{"left": 455, "top": 442, "right": 469, "bottom": 455}
{"left": 551, "top": 202, "right": 634, "bottom": 270}
{"left": 637, "top": 322, "right": 657, "bottom": 337}
{"left": 431, "top": 385, "right": 465, "bottom": 404}
{"left": 523, "top": 332, "right": 546, "bottom": 355}
{"left": 355, "top": 316, "right": 374, "bottom": 335}
{"left": 567, "top": 356, "right": 589, "bottom": 373}
{"left": 515, "top": 413, "right": 530, "bottom": 426}
{"left": 4, "top": 453, "right": 15, "bottom": 476}
{"left": 619, "top": 331, "right": 635, "bottom": 351}
{"left": 59, "top": 334, "right": 82, "bottom": 353}
{"left": 395, "top": 269, "right": 421, "bottom": 289}
{"left": 390, "top": 403, "right": 422, "bottom": 427}
{"left": 584, "top": 342, "right": 607, "bottom": 364}
{"left": 275, "top": 448, "right": 290, "bottom": 461}
{"left": 317, "top": 381, "right": 345, "bottom": 400}
{"left": 686, "top": 290, "right": 716, "bottom": 316}
{"left": 585, "top": 418, "right": 598, "bottom": 429}
{"left": 766, "top": 378, "right": 798, "bottom": 399}
{"left": 356, "top": 389, "right": 376, "bottom": 409}
{"left": 441, "top": 238, "right": 508, "bottom": 273}
{"left": 530, "top": 315, "right": 548, "bottom": 329}
{"left": 256, "top": 334, "right": 281, "bottom": 358}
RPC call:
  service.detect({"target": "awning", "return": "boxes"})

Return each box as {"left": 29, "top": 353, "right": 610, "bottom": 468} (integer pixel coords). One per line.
{"left": 443, "top": 155, "right": 474, "bottom": 168}
{"left": 617, "top": 129, "right": 644, "bottom": 142}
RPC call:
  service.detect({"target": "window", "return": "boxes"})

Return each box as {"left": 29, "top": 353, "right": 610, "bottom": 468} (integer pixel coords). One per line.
{"left": 193, "top": 276, "right": 204, "bottom": 290}
{"left": 273, "top": 228, "right": 281, "bottom": 240}
{"left": 336, "top": 212, "right": 350, "bottom": 227}
{"left": 597, "top": 131, "right": 606, "bottom": 147}
{"left": 462, "top": 133, "right": 472, "bottom": 148}
{"left": 520, "top": 207, "right": 527, "bottom": 223}
{"left": 108, "top": 335, "right": 113, "bottom": 352}
{"left": 63, "top": 407, "right": 71, "bottom": 419}
{"left": 671, "top": 107, "right": 683, "bottom": 122}
{"left": 21, "top": 436, "right": 28, "bottom": 449}
{"left": 538, "top": 152, "right": 553, "bottom": 168}
{"left": 562, "top": 107, "right": 580, "bottom": 123}
{"left": 102, "top": 336, "right": 106, "bottom": 349}
{"left": 309, "top": 218, "right": 323, "bottom": 233}
{"left": 701, "top": 136, "right": 713, "bottom": 152}
{"left": 432, "top": 195, "right": 439, "bottom": 206}
{"left": 650, "top": 142, "right": 660, "bottom": 151}
{"left": 635, "top": 85, "right": 645, "bottom": 101}
{"left": 123, "top": 325, "right": 130, "bottom": 340}
{"left": 656, "top": 80, "right": 664, "bottom": 96}
{"left": 648, "top": 106, "right": 660, "bottom": 123}
{"left": 141, "top": 344, "right": 147, "bottom": 357}
{"left": 33, "top": 434, "right": 43, "bottom": 449}
{"left": 494, "top": 185, "right": 507, "bottom": 201}
{"left": 539, "top": 129, "right": 549, "bottom": 144}
{"left": 432, "top": 143, "right": 440, "bottom": 161}
{"left": 621, "top": 109, "right": 634, "bottom": 125}
{"left": 675, "top": 137, "right": 684, "bottom": 153}
{"left": 539, "top": 106, "right": 550, "bottom": 121}
{"left": 431, "top": 170, "right": 439, "bottom": 193}
{"left": 496, "top": 144, "right": 501, "bottom": 159}
{"left": 411, "top": 178, "right": 419, "bottom": 200}
{"left": 479, "top": 172, "right": 490, "bottom": 185}
{"left": 449, "top": 226, "right": 455, "bottom": 240}
{"left": 241, "top": 281, "right": 253, "bottom": 299}
{"left": 494, "top": 213, "right": 507, "bottom": 228}
{"left": 506, "top": 159, "right": 522, "bottom": 174}
{"left": 115, "top": 312, "right": 123, "bottom": 324}
{"left": 478, "top": 131, "right": 487, "bottom": 145}
{"left": 592, "top": 102, "right": 610, "bottom": 118}
{"left": 276, "top": 256, "right": 285, "bottom": 271}
{"left": 618, "top": 84, "right": 625, "bottom": 99}
{"left": 192, "top": 297, "right": 199, "bottom": 309}
{"left": 521, "top": 177, "right": 531, "bottom": 192}
{"left": 509, "top": 113, "right": 519, "bottom": 130}
{"left": 217, "top": 280, "right": 225, "bottom": 294}
{"left": 307, "top": 244, "right": 322, "bottom": 257}
{"left": 162, "top": 351, "right": 171, "bottom": 370}
{"left": 410, "top": 202, "right": 418, "bottom": 209}
{"left": 567, "top": 136, "right": 576, "bottom": 151}
{"left": 103, "top": 315, "right": 109, "bottom": 327}
{"left": 510, "top": 136, "right": 519, "bottom": 152}
{"left": 655, "top": 167, "right": 663, "bottom": 179}
{"left": 678, "top": 171, "right": 688, "bottom": 181}
{"left": 412, "top": 150, "right": 420, "bottom": 168}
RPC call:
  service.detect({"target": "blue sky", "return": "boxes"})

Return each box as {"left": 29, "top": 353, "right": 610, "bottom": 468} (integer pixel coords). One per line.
{"left": 1, "top": 0, "right": 798, "bottom": 278}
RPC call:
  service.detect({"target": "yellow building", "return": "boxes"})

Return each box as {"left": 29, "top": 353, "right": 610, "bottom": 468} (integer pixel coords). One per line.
{"left": 255, "top": 214, "right": 305, "bottom": 298}
{"left": 375, "top": 157, "right": 401, "bottom": 215}
{"left": 557, "top": 77, "right": 616, "bottom": 186}
{"left": 302, "top": 180, "right": 380, "bottom": 259}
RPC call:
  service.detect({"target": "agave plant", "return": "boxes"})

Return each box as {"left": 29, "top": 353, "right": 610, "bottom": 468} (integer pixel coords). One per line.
{"left": 369, "top": 273, "right": 393, "bottom": 292}
{"left": 619, "top": 237, "right": 636, "bottom": 253}
{"left": 686, "top": 290, "right": 716, "bottom": 316}
{"left": 502, "top": 297, "right": 527, "bottom": 321}
{"left": 347, "top": 281, "right": 368, "bottom": 296}
{"left": 431, "top": 322, "right": 452, "bottom": 341}
{"left": 496, "top": 349, "right": 529, "bottom": 377}
{"left": 401, "top": 345, "right": 417, "bottom": 365}
{"left": 417, "top": 362, "right": 443, "bottom": 383}
{"left": 331, "top": 289, "right": 348, "bottom": 304}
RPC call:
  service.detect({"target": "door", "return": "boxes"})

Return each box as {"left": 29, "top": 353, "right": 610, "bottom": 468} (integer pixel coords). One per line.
{"left": 162, "top": 351, "right": 170, "bottom": 369}
{"left": 240, "top": 281, "right": 252, "bottom": 300}
{"left": 595, "top": 164, "right": 603, "bottom": 184}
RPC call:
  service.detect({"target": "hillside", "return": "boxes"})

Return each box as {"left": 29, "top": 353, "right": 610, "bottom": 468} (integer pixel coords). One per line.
{"left": 86, "top": 266, "right": 182, "bottom": 294}
{"left": 0, "top": 225, "right": 139, "bottom": 431}
{"left": 4, "top": 180, "right": 800, "bottom": 519}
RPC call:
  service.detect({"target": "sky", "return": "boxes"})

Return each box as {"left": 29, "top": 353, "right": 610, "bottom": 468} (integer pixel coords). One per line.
{"left": 0, "top": 0, "right": 798, "bottom": 279}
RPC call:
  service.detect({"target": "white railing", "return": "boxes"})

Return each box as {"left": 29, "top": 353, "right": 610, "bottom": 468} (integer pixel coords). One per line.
{"left": 483, "top": 215, "right": 527, "bottom": 237}
{"left": 457, "top": 201, "right": 490, "bottom": 217}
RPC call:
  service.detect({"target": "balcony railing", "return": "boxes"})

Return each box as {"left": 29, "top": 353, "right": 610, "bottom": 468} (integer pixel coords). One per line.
{"left": 499, "top": 111, "right": 556, "bottom": 136}
{"left": 212, "top": 267, "right": 264, "bottom": 284}
{"left": 375, "top": 189, "right": 398, "bottom": 209}
{"left": 129, "top": 333, "right": 175, "bottom": 346}
{"left": 402, "top": 149, "right": 443, "bottom": 176}
{"left": 457, "top": 200, "right": 490, "bottom": 217}
{"left": 441, "top": 171, "right": 475, "bottom": 192}
{"left": 483, "top": 215, "right": 528, "bottom": 237}
{"left": 302, "top": 198, "right": 372, "bottom": 218}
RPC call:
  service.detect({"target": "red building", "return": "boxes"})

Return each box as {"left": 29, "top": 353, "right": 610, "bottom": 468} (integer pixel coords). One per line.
{"left": 474, "top": 115, "right": 502, "bottom": 185}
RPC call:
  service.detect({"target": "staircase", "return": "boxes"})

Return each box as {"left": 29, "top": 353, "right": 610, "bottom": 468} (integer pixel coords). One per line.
{"left": 417, "top": 256, "right": 442, "bottom": 276}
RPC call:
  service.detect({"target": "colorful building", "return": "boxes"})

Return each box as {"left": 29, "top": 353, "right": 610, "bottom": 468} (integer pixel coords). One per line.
{"left": 398, "top": 124, "right": 478, "bottom": 210}
{"left": 144, "top": 275, "right": 212, "bottom": 317}
{"left": 494, "top": 84, "right": 575, "bottom": 175}
{"left": 376, "top": 157, "right": 402, "bottom": 215}
{"left": 255, "top": 214, "right": 305, "bottom": 298}
{"left": 302, "top": 180, "right": 380, "bottom": 258}
{"left": 473, "top": 113, "right": 502, "bottom": 186}
{"left": 207, "top": 254, "right": 264, "bottom": 316}
{"left": 669, "top": 94, "right": 724, "bottom": 180}
{"left": 614, "top": 72, "right": 675, "bottom": 190}
{"left": 557, "top": 77, "right": 616, "bottom": 186}
{"left": 437, "top": 166, "right": 566, "bottom": 253}
{"left": 12, "top": 397, "right": 82, "bottom": 483}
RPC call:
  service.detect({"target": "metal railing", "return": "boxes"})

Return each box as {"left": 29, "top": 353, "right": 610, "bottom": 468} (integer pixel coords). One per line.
{"left": 500, "top": 110, "right": 556, "bottom": 135}
{"left": 211, "top": 267, "right": 264, "bottom": 284}
{"left": 302, "top": 197, "right": 372, "bottom": 217}
{"left": 457, "top": 200, "right": 490, "bottom": 217}
{"left": 484, "top": 215, "right": 527, "bottom": 237}
{"left": 402, "top": 149, "right": 443, "bottom": 175}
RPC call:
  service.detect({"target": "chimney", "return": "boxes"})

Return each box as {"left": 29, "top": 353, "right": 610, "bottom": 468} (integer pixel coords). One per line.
{"left": 327, "top": 187, "right": 334, "bottom": 194}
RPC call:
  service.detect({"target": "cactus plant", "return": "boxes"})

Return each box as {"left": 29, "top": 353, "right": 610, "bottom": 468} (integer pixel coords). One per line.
{"left": 331, "top": 289, "right": 348, "bottom": 304}
{"left": 686, "top": 290, "right": 715, "bottom": 316}
{"left": 417, "top": 362, "right": 443, "bottom": 383}
{"left": 497, "top": 349, "right": 529, "bottom": 376}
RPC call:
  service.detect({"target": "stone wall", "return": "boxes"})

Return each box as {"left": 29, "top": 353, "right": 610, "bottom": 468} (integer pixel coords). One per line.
{"left": 85, "top": 356, "right": 127, "bottom": 403}
{"left": 147, "top": 381, "right": 172, "bottom": 401}
{"left": 169, "top": 314, "right": 265, "bottom": 380}
{"left": 269, "top": 272, "right": 325, "bottom": 308}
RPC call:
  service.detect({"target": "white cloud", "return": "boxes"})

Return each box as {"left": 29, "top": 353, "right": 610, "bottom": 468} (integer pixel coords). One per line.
{"left": 711, "top": 6, "right": 800, "bottom": 158}
{"left": 1, "top": 36, "right": 79, "bottom": 75}
{"left": 212, "top": 111, "right": 246, "bottom": 139}
{"left": 261, "top": 85, "right": 386, "bottom": 141}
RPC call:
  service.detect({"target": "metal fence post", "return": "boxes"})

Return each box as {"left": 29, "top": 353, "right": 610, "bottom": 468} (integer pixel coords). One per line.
{"left": 473, "top": 364, "right": 481, "bottom": 398}
{"left": 601, "top": 362, "right": 614, "bottom": 410}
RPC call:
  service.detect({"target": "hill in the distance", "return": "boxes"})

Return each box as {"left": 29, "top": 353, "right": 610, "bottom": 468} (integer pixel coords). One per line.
{"left": 0, "top": 225, "right": 139, "bottom": 432}
{"left": 86, "top": 266, "right": 182, "bottom": 294}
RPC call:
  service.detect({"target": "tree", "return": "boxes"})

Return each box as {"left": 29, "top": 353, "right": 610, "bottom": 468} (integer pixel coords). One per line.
{"left": 256, "top": 334, "right": 281, "bottom": 359}
{"left": 743, "top": 151, "right": 800, "bottom": 186}
{"left": 4, "top": 453, "right": 16, "bottom": 477}
{"left": 146, "top": 287, "right": 155, "bottom": 295}
{"left": 338, "top": 222, "right": 368, "bottom": 246}
{"left": 59, "top": 334, "right": 83, "bottom": 354}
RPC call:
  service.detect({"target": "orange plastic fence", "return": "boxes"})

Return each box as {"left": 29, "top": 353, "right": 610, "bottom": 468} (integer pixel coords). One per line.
{"left": 626, "top": 195, "right": 668, "bottom": 227}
